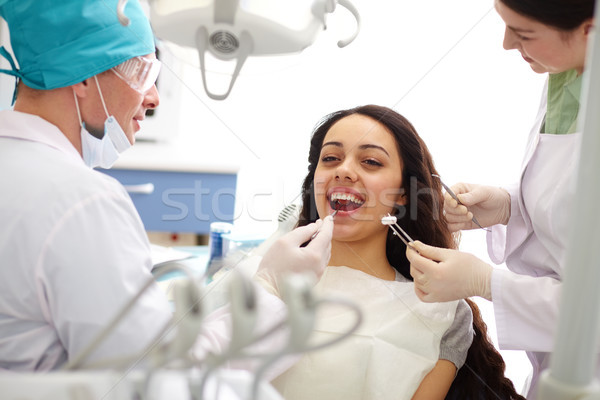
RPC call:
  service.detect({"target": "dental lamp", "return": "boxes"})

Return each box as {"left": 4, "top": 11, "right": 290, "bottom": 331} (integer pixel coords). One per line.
{"left": 117, "top": 0, "right": 361, "bottom": 100}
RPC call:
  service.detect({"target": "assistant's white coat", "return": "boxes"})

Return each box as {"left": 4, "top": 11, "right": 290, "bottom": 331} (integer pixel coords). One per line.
{"left": 487, "top": 81, "right": 600, "bottom": 398}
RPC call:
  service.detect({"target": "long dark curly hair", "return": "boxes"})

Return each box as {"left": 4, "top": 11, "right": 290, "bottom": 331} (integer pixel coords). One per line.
{"left": 298, "top": 104, "right": 452, "bottom": 278}
{"left": 297, "top": 105, "right": 525, "bottom": 400}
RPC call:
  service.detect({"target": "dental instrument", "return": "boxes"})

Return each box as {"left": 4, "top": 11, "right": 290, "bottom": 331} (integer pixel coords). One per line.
{"left": 252, "top": 204, "right": 300, "bottom": 257}
{"left": 250, "top": 272, "right": 363, "bottom": 400}
{"left": 381, "top": 214, "right": 419, "bottom": 253}
{"left": 431, "top": 174, "right": 491, "bottom": 232}
{"left": 197, "top": 270, "right": 259, "bottom": 399}
{"left": 190, "top": 271, "right": 362, "bottom": 400}
{"left": 309, "top": 201, "right": 340, "bottom": 242}
{"left": 64, "top": 262, "right": 201, "bottom": 370}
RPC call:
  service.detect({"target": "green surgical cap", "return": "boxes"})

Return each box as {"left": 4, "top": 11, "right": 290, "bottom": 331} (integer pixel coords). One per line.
{"left": 0, "top": 0, "right": 155, "bottom": 90}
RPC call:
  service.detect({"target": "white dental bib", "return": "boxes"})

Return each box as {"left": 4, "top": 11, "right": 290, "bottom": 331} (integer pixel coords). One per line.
{"left": 271, "top": 266, "right": 458, "bottom": 400}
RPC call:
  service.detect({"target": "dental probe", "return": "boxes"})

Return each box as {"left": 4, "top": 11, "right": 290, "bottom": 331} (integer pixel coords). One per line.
{"left": 431, "top": 174, "right": 491, "bottom": 232}
{"left": 309, "top": 202, "right": 340, "bottom": 241}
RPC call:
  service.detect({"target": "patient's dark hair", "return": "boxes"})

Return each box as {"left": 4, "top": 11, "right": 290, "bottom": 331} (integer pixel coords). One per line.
{"left": 298, "top": 104, "right": 449, "bottom": 277}
{"left": 297, "top": 105, "right": 525, "bottom": 400}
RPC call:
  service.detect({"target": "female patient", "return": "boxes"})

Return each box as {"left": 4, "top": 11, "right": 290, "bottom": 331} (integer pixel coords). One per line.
{"left": 270, "top": 105, "right": 523, "bottom": 399}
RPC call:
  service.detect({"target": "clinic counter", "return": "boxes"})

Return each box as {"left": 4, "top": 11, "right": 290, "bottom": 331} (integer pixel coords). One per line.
{"left": 99, "top": 141, "right": 240, "bottom": 235}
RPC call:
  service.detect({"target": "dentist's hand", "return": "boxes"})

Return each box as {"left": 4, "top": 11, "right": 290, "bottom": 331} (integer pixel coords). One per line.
{"left": 255, "top": 216, "right": 334, "bottom": 297}
{"left": 443, "top": 183, "right": 511, "bottom": 232}
{"left": 407, "top": 241, "right": 492, "bottom": 302}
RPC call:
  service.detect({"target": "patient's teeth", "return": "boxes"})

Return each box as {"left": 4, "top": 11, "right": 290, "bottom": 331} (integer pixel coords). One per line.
{"left": 330, "top": 192, "right": 364, "bottom": 205}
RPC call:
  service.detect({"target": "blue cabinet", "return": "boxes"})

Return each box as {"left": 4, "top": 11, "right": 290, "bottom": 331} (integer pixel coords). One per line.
{"left": 100, "top": 168, "right": 237, "bottom": 234}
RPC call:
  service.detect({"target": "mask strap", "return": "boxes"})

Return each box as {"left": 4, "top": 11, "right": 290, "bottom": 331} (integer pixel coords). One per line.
{"left": 93, "top": 76, "right": 110, "bottom": 118}
{"left": 0, "top": 46, "right": 23, "bottom": 105}
{"left": 72, "top": 89, "right": 83, "bottom": 126}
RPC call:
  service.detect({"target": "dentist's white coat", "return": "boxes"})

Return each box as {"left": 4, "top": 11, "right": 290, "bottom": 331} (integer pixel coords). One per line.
{"left": 487, "top": 83, "right": 600, "bottom": 398}
{"left": 0, "top": 110, "right": 289, "bottom": 376}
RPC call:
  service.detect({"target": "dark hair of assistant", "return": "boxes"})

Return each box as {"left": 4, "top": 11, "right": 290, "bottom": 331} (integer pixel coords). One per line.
{"left": 499, "top": 0, "right": 595, "bottom": 30}
{"left": 297, "top": 104, "right": 526, "bottom": 400}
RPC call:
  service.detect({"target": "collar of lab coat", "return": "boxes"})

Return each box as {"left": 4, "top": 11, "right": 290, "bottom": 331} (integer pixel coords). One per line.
{"left": 0, "top": 109, "right": 83, "bottom": 163}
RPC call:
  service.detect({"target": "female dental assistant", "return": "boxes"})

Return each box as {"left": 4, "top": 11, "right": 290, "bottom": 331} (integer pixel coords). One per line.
{"left": 405, "top": 0, "right": 596, "bottom": 398}
{"left": 0, "top": 0, "right": 333, "bottom": 372}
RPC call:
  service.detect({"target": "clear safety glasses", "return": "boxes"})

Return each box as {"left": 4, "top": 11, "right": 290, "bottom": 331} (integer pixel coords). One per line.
{"left": 111, "top": 56, "right": 161, "bottom": 94}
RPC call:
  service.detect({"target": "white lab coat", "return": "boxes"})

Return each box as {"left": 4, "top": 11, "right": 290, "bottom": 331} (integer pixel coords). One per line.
{"left": 0, "top": 110, "right": 172, "bottom": 370}
{"left": 0, "top": 110, "right": 289, "bottom": 376}
{"left": 487, "top": 83, "right": 600, "bottom": 397}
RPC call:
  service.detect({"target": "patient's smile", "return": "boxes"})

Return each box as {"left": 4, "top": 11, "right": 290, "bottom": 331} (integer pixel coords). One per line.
{"left": 329, "top": 191, "right": 365, "bottom": 212}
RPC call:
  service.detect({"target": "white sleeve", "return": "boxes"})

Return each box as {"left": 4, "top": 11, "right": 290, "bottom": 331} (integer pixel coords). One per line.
{"left": 486, "top": 183, "right": 530, "bottom": 265}
{"left": 37, "top": 189, "right": 173, "bottom": 368}
{"left": 491, "top": 268, "right": 560, "bottom": 351}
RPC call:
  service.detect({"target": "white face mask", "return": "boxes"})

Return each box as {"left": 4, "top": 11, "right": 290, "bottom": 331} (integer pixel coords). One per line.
{"left": 73, "top": 76, "right": 132, "bottom": 169}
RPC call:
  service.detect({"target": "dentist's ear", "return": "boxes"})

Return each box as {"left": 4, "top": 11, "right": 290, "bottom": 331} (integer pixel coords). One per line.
{"left": 71, "top": 81, "right": 90, "bottom": 98}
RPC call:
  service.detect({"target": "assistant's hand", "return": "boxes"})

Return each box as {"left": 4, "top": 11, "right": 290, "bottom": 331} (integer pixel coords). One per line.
{"left": 407, "top": 241, "right": 492, "bottom": 302}
{"left": 443, "top": 183, "right": 511, "bottom": 232}
{"left": 254, "top": 216, "right": 334, "bottom": 297}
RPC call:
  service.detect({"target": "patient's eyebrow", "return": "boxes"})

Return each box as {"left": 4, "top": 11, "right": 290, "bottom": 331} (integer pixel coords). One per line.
{"left": 322, "top": 141, "right": 343, "bottom": 149}
{"left": 321, "top": 141, "right": 390, "bottom": 157}
{"left": 358, "top": 144, "right": 389, "bottom": 157}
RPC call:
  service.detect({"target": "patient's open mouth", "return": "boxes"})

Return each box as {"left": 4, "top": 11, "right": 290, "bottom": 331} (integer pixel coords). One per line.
{"left": 329, "top": 191, "right": 365, "bottom": 212}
